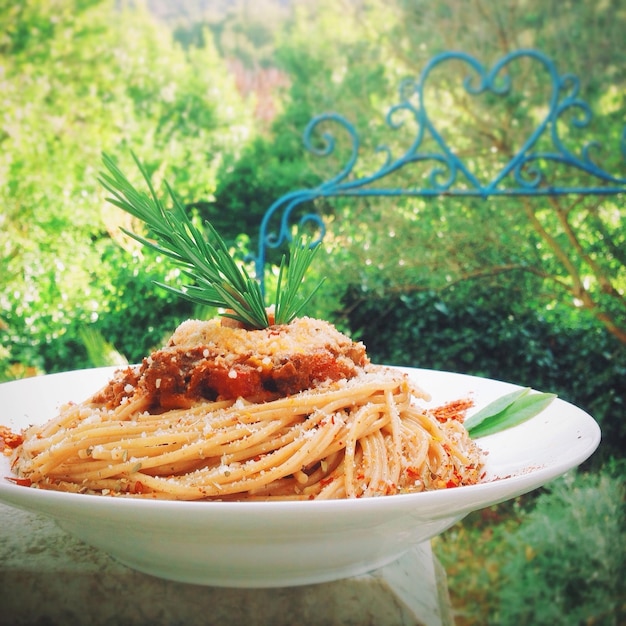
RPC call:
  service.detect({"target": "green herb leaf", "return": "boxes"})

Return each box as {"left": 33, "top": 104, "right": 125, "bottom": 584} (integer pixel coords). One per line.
{"left": 274, "top": 234, "right": 325, "bottom": 325}
{"left": 463, "top": 387, "right": 531, "bottom": 432}
{"left": 99, "top": 153, "right": 323, "bottom": 329}
{"left": 466, "top": 390, "right": 557, "bottom": 438}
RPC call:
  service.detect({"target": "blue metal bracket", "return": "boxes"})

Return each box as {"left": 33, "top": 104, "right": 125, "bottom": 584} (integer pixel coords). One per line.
{"left": 254, "top": 49, "right": 626, "bottom": 287}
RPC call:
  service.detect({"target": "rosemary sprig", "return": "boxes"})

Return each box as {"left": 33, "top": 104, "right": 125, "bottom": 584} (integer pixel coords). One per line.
{"left": 99, "top": 152, "right": 322, "bottom": 329}
{"left": 275, "top": 232, "right": 324, "bottom": 324}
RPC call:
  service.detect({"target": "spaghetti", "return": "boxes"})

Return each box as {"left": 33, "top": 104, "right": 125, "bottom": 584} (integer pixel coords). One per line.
{"left": 9, "top": 317, "right": 485, "bottom": 500}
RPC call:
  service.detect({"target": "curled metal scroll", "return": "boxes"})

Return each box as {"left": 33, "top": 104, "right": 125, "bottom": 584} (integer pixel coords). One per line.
{"left": 254, "top": 49, "right": 626, "bottom": 287}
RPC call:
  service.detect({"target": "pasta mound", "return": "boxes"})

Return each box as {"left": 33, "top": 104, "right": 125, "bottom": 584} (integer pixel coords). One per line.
{"left": 10, "top": 317, "right": 485, "bottom": 500}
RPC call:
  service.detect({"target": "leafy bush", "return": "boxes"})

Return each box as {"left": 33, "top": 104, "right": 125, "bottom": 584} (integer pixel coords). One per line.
{"left": 211, "top": 132, "right": 324, "bottom": 252}
{"left": 494, "top": 468, "right": 625, "bottom": 625}
{"left": 434, "top": 465, "right": 626, "bottom": 625}
{"left": 0, "top": 0, "right": 251, "bottom": 377}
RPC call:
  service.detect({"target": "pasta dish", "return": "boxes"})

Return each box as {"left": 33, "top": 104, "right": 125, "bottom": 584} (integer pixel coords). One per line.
{"left": 7, "top": 316, "right": 485, "bottom": 500}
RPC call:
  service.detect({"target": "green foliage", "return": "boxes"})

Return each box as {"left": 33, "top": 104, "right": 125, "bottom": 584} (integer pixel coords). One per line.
{"left": 495, "top": 468, "right": 625, "bottom": 625}
{"left": 434, "top": 465, "right": 626, "bottom": 625}
{"left": 14, "top": 239, "right": 196, "bottom": 373}
{"left": 0, "top": 0, "right": 252, "bottom": 375}
{"left": 210, "top": 135, "right": 323, "bottom": 249}
{"left": 79, "top": 327, "right": 128, "bottom": 368}
{"left": 77, "top": 242, "right": 196, "bottom": 367}
{"left": 211, "top": 0, "right": 405, "bottom": 259}
{"left": 432, "top": 500, "right": 523, "bottom": 626}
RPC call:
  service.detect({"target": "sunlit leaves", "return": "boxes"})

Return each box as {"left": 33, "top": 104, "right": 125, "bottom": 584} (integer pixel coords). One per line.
{"left": 1, "top": 0, "right": 252, "bottom": 372}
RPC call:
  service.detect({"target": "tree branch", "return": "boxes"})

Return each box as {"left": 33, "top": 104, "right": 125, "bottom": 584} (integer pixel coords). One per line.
{"left": 548, "top": 195, "right": 624, "bottom": 302}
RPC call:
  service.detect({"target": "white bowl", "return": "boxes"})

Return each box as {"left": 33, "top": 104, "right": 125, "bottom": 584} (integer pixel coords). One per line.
{"left": 0, "top": 366, "right": 600, "bottom": 587}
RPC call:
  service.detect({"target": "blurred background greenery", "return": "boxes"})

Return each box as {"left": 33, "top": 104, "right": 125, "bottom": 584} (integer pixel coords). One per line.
{"left": 1, "top": 0, "right": 624, "bottom": 623}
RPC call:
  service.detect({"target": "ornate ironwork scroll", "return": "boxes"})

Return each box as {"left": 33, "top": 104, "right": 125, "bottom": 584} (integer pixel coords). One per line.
{"left": 254, "top": 49, "right": 626, "bottom": 287}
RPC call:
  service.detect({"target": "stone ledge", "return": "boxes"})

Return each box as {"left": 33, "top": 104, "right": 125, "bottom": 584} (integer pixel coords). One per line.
{"left": 0, "top": 503, "right": 453, "bottom": 626}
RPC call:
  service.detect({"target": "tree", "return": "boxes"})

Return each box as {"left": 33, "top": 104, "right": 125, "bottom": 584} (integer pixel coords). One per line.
{"left": 0, "top": 0, "right": 253, "bottom": 373}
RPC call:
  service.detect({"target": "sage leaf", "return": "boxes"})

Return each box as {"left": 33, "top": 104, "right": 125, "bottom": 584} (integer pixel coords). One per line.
{"left": 464, "top": 387, "right": 530, "bottom": 432}
{"left": 467, "top": 391, "right": 557, "bottom": 438}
